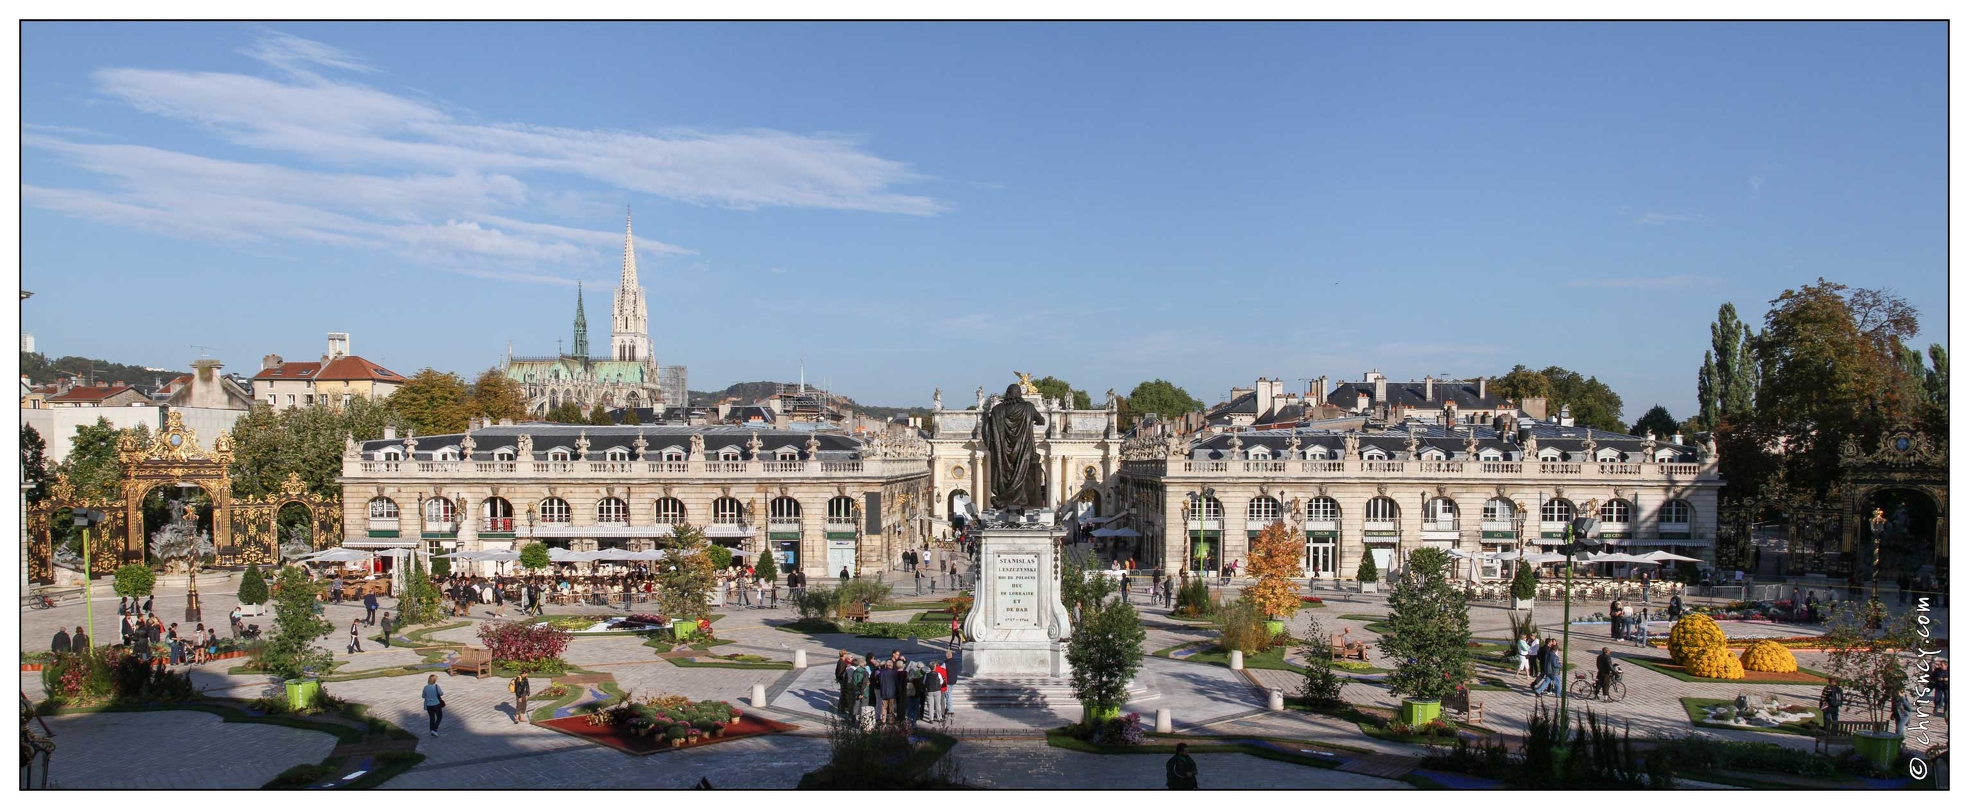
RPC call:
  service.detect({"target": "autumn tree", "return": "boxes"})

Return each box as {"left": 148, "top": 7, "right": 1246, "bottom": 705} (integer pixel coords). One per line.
{"left": 1032, "top": 376, "right": 1092, "bottom": 410}
{"left": 466, "top": 368, "right": 529, "bottom": 424}
{"left": 1245, "top": 521, "right": 1303, "bottom": 620}
{"left": 387, "top": 369, "right": 472, "bottom": 435}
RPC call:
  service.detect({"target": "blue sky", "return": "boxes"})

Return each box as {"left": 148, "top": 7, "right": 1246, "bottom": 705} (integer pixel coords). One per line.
{"left": 22, "top": 22, "right": 1947, "bottom": 420}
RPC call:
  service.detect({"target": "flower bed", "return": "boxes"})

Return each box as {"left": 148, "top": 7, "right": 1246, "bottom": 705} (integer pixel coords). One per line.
{"left": 1626, "top": 655, "right": 1829, "bottom": 685}
{"left": 536, "top": 694, "right": 796, "bottom": 754}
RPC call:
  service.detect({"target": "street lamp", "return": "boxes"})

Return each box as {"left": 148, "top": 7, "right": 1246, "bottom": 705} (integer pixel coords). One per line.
{"left": 1868, "top": 508, "right": 1887, "bottom": 601}
{"left": 180, "top": 483, "right": 204, "bottom": 624}
{"left": 73, "top": 508, "right": 106, "bottom": 650}
{"left": 1556, "top": 500, "right": 1602, "bottom": 726}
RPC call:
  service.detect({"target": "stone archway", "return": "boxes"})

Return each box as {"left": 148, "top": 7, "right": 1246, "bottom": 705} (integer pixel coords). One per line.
{"left": 1839, "top": 426, "right": 1948, "bottom": 576}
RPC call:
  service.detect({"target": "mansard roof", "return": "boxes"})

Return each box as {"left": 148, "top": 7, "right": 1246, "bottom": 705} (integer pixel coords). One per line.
{"left": 1326, "top": 379, "right": 1509, "bottom": 411}
{"left": 360, "top": 425, "right": 864, "bottom": 462}
{"left": 1187, "top": 420, "right": 1697, "bottom": 462}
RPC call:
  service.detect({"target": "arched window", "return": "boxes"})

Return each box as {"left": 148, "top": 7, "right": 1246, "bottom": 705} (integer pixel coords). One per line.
{"left": 1306, "top": 447, "right": 1329, "bottom": 460}
{"left": 653, "top": 498, "right": 685, "bottom": 525}
{"left": 433, "top": 446, "right": 459, "bottom": 461}
{"left": 1361, "top": 447, "right": 1388, "bottom": 460}
{"left": 662, "top": 447, "right": 685, "bottom": 462}
{"left": 828, "top": 496, "right": 858, "bottom": 524}
{"left": 1247, "top": 496, "right": 1281, "bottom": 523}
{"left": 368, "top": 497, "right": 399, "bottom": 519}
{"left": 770, "top": 497, "right": 802, "bottom": 521}
{"left": 712, "top": 496, "right": 743, "bottom": 524}
{"left": 424, "top": 497, "right": 455, "bottom": 525}
{"left": 605, "top": 447, "right": 629, "bottom": 462}
{"left": 547, "top": 447, "right": 571, "bottom": 462}
{"left": 1248, "top": 446, "right": 1272, "bottom": 460}
{"left": 493, "top": 447, "right": 516, "bottom": 461}
{"left": 1653, "top": 448, "right": 1679, "bottom": 463}
{"left": 1659, "top": 499, "right": 1692, "bottom": 526}
{"left": 482, "top": 497, "right": 513, "bottom": 532}
{"left": 1424, "top": 497, "right": 1457, "bottom": 530}
{"left": 1538, "top": 448, "right": 1564, "bottom": 462}
{"left": 1483, "top": 497, "right": 1515, "bottom": 524}
{"left": 1478, "top": 448, "right": 1504, "bottom": 462}
{"left": 538, "top": 497, "right": 571, "bottom": 524}
{"left": 1599, "top": 499, "right": 1632, "bottom": 525}
{"left": 1195, "top": 496, "right": 1224, "bottom": 520}
{"left": 1306, "top": 497, "right": 1340, "bottom": 523}
{"left": 1541, "top": 498, "right": 1575, "bottom": 524}
{"left": 1366, "top": 497, "right": 1400, "bottom": 524}
{"left": 597, "top": 497, "right": 628, "bottom": 524}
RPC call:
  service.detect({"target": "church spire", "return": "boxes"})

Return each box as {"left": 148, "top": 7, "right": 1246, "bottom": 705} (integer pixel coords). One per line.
{"left": 621, "top": 207, "right": 639, "bottom": 290}
{"left": 572, "top": 281, "right": 589, "bottom": 359}
{"left": 610, "top": 207, "right": 653, "bottom": 365}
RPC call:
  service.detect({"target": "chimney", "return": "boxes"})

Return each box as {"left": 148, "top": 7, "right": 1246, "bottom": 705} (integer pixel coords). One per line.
{"left": 774, "top": 412, "right": 790, "bottom": 430}
{"left": 1373, "top": 376, "right": 1387, "bottom": 405}
{"left": 327, "top": 332, "right": 350, "bottom": 361}
{"left": 1355, "top": 390, "right": 1370, "bottom": 413}
{"left": 113, "top": 380, "right": 126, "bottom": 388}
{"left": 1672, "top": 433, "right": 1683, "bottom": 446}
{"left": 1477, "top": 376, "right": 1486, "bottom": 400}
{"left": 383, "top": 424, "right": 397, "bottom": 440}
{"left": 1424, "top": 375, "right": 1434, "bottom": 402}
{"left": 262, "top": 354, "right": 283, "bottom": 371}
{"left": 1254, "top": 377, "right": 1274, "bottom": 419}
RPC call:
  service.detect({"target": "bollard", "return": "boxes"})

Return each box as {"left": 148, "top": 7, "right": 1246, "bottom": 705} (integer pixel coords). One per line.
{"left": 1155, "top": 708, "right": 1173, "bottom": 733}
{"left": 1268, "top": 688, "right": 1284, "bottom": 711}
{"left": 793, "top": 649, "right": 808, "bottom": 669}
{"left": 751, "top": 683, "right": 768, "bottom": 708}
{"left": 1229, "top": 650, "right": 1244, "bottom": 670}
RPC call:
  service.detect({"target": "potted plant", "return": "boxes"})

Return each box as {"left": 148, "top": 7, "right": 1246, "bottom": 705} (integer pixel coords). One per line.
{"left": 1377, "top": 548, "right": 1469, "bottom": 727}
{"left": 1509, "top": 560, "right": 1536, "bottom": 611}
{"left": 1356, "top": 551, "right": 1380, "bottom": 594}
{"left": 1820, "top": 599, "right": 1922, "bottom": 771}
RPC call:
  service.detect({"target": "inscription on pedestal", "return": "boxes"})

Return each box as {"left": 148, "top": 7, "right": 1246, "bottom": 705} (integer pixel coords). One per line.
{"left": 993, "top": 552, "right": 1040, "bottom": 629}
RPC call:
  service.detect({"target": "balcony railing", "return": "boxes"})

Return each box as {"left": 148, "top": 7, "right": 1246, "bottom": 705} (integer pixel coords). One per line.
{"left": 1421, "top": 520, "right": 1459, "bottom": 532}
{"left": 483, "top": 517, "right": 515, "bottom": 532}
{"left": 346, "top": 457, "right": 925, "bottom": 479}
{"left": 1155, "top": 458, "right": 1713, "bottom": 480}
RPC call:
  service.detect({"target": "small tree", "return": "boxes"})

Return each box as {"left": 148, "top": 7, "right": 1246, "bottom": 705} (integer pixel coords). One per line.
{"left": 708, "top": 545, "right": 734, "bottom": 571}
{"left": 1511, "top": 560, "right": 1537, "bottom": 601}
{"left": 1296, "top": 614, "right": 1344, "bottom": 708}
{"left": 1067, "top": 599, "right": 1147, "bottom": 719}
{"left": 655, "top": 523, "right": 718, "bottom": 620}
{"left": 519, "top": 541, "right": 551, "bottom": 572}
{"left": 1377, "top": 547, "right": 1470, "bottom": 703}
{"left": 236, "top": 563, "right": 268, "bottom": 605}
{"left": 430, "top": 555, "right": 451, "bottom": 578}
{"left": 398, "top": 552, "right": 443, "bottom": 626}
{"left": 112, "top": 564, "right": 156, "bottom": 598}
{"left": 1216, "top": 593, "right": 1269, "bottom": 655}
{"left": 1060, "top": 552, "right": 1116, "bottom": 619}
{"left": 1820, "top": 600, "right": 1925, "bottom": 726}
{"left": 263, "top": 565, "right": 334, "bottom": 680}
{"left": 754, "top": 549, "right": 779, "bottom": 583}
{"left": 1356, "top": 551, "right": 1379, "bottom": 584}
{"left": 1246, "top": 521, "right": 1303, "bottom": 620}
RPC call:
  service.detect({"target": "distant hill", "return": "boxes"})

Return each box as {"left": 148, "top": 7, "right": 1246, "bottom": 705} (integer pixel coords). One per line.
{"left": 20, "top": 351, "right": 188, "bottom": 389}
{"left": 687, "top": 380, "right": 929, "bottom": 421}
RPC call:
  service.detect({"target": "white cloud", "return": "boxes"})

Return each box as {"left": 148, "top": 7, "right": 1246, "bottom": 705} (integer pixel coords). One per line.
{"left": 1564, "top": 275, "right": 1724, "bottom": 290}
{"left": 241, "top": 31, "right": 378, "bottom": 76}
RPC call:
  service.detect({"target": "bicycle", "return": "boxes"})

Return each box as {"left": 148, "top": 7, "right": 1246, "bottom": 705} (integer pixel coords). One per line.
{"left": 27, "top": 594, "right": 59, "bottom": 610}
{"left": 1569, "top": 666, "right": 1627, "bottom": 702}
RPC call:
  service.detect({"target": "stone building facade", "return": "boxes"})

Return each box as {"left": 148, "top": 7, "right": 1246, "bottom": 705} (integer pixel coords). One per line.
{"left": 1116, "top": 418, "right": 1724, "bottom": 580}
{"left": 924, "top": 382, "right": 1123, "bottom": 533}
{"left": 338, "top": 424, "right": 932, "bottom": 577}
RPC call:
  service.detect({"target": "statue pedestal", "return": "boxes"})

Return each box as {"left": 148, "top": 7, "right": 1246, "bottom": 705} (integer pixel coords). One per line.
{"left": 961, "top": 513, "right": 1073, "bottom": 678}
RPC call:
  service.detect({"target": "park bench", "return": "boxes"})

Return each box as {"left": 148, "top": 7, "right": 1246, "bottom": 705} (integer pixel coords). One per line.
{"left": 840, "top": 603, "right": 872, "bottom": 624}
{"left": 448, "top": 646, "right": 494, "bottom": 679}
{"left": 1815, "top": 718, "right": 1890, "bottom": 756}
{"left": 1445, "top": 688, "right": 1485, "bottom": 725}
{"left": 1331, "top": 633, "right": 1369, "bottom": 662}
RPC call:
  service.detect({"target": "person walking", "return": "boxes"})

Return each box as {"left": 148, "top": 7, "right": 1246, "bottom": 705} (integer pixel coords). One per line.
{"left": 1515, "top": 634, "right": 1532, "bottom": 682}
{"left": 422, "top": 674, "right": 445, "bottom": 735}
{"left": 1531, "top": 640, "right": 1561, "bottom": 697}
{"left": 379, "top": 612, "right": 394, "bottom": 649}
{"left": 914, "top": 568, "right": 924, "bottom": 595}
{"left": 348, "top": 619, "right": 364, "bottom": 654}
{"left": 948, "top": 613, "right": 964, "bottom": 650}
{"left": 510, "top": 670, "right": 532, "bottom": 724}
{"left": 363, "top": 591, "right": 380, "bottom": 625}
{"left": 1819, "top": 678, "right": 1845, "bottom": 729}
{"left": 938, "top": 653, "right": 955, "bottom": 718}
{"left": 840, "top": 566, "right": 851, "bottom": 584}
{"left": 1594, "top": 647, "right": 1615, "bottom": 699}
{"left": 1609, "top": 599, "right": 1624, "bottom": 641}
{"left": 1668, "top": 593, "right": 1684, "bottom": 621}
{"left": 1891, "top": 688, "right": 1916, "bottom": 736}
{"left": 1527, "top": 635, "right": 1544, "bottom": 681}
{"left": 71, "top": 626, "right": 89, "bottom": 652}
{"left": 1165, "top": 742, "right": 1199, "bottom": 789}
{"left": 1928, "top": 659, "right": 1948, "bottom": 716}
{"left": 51, "top": 627, "right": 71, "bottom": 655}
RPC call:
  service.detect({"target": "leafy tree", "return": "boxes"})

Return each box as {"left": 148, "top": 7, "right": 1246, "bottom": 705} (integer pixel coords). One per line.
{"left": 1510, "top": 559, "right": 1537, "bottom": 601}
{"left": 587, "top": 404, "right": 618, "bottom": 425}
{"left": 1066, "top": 598, "right": 1146, "bottom": 717}
{"left": 387, "top": 368, "right": 472, "bottom": 435}
{"left": 112, "top": 564, "right": 156, "bottom": 597}
{"left": 543, "top": 401, "right": 587, "bottom": 424}
{"left": 655, "top": 523, "right": 718, "bottom": 620}
{"left": 1245, "top": 521, "right": 1302, "bottom": 619}
{"left": 398, "top": 552, "right": 444, "bottom": 626}
{"left": 1296, "top": 614, "right": 1344, "bottom": 708}
{"left": 1538, "top": 366, "right": 1625, "bottom": 433}
{"left": 430, "top": 555, "right": 451, "bottom": 577}
{"left": 1490, "top": 365, "right": 1553, "bottom": 404}
{"left": 519, "top": 541, "right": 551, "bottom": 572}
{"left": 21, "top": 425, "right": 50, "bottom": 505}
{"left": 18, "top": 350, "right": 185, "bottom": 388}
{"left": 57, "top": 417, "right": 126, "bottom": 503}
{"left": 1060, "top": 552, "right": 1117, "bottom": 619}
{"left": 1819, "top": 600, "right": 1925, "bottom": 726}
{"left": 754, "top": 549, "right": 779, "bottom": 582}
{"left": 1377, "top": 547, "right": 1471, "bottom": 702}
{"left": 263, "top": 565, "right": 334, "bottom": 680}
{"left": 229, "top": 396, "right": 397, "bottom": 499}
{"left": 237, "top": 563, "right": 268, "bottom": 605}
{"left": 1355, "top": 550, "right": 1379, "bottom": 583}
{"left": 1121, "top": 380, "right": 1202, "bottom": 425}
{"left": 1629, "top": 405, "right": 1679, "bottom": 439}
{"left": 466, "top": 368, "right": 528, "bottom": 423}
{"left": 1032, "top": 376, "right": 1092, "bottom": 410}
{"left": 708, "top": 545, "right": 734, "bottom": 570}
{"left": 1696, "top": 303, "right": 1758, "bottom": 431}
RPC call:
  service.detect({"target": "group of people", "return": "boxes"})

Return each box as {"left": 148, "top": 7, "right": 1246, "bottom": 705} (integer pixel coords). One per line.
{"left": 834, "top": 649, "right": 953, "bottom": 728}
{"left": 1517, "top": 635, "right": 1566, "bottom": 697}
{"left": 46, "top": 597, "right": 224, "bottom": 670}
{"left": 1608, "top": 598, "right": 1653, "bottom": 646}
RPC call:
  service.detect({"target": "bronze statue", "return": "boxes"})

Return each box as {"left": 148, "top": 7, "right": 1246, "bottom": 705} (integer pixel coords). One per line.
{"left": 982, "top": 383, "right": 1046, "bottom": 512}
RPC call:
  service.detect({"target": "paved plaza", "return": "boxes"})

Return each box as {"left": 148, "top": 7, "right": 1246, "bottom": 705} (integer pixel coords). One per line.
{"left": 19, "top": 563, "right": 1950, "bottom": 789}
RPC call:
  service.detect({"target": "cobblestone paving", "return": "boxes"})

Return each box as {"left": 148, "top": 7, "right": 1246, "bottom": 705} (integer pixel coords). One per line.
{"left": 952, "top": 739, "right": 1412, "bottom": 789}
{"left": 39, "top": 709, "right": 339, "bottom": 789}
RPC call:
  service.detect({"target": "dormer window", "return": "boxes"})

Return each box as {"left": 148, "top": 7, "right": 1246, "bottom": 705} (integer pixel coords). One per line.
{"left": 1478, "top": 449, "right": 1504, "bottom": 462}
{"left": 1305, "top": 447, "right": 1329, "bottom": 460}
{"left": 433, "top": 447, "right": 459, "bottom": 461}
{"left": 379, "top": 448, "right": 403, "bottom": 461}
{"left": 1361, "top": 447, "right": 1388, "bottom": 461}
{"left": 493, "top": 448, "right": 516, "bottom": 461}
{"left": 1247, "top": 447, "right": 1272, "bottom": 460}
{"left": 605, "top": 448, "right": 629, "bottom": 461}
{"left": 1654, "top": 448, "right": 1679, "bottom": 463}
{"left": 547, "top": 448, "right": 571, "bottom": 462}
{"left": 777, "top": 450, "right": 799, "bottom": 461}
{"left": 1538, "top": 448, "right": 1564, "bottom": 462}
{"left": 1420, "top": 448, "right": 1446, "bottom": 461}
{"left": 662, "top": 449, "right": 685, "bottom": 462}
{"left": 719, "top": 450, "right": 741, "bottom": 461}
{"left": 1595, "top": 448, "right": 1622, "bottom": 462}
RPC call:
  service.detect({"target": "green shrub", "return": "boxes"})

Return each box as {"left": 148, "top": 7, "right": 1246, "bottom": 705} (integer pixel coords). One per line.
{"left": 1216, "top": 594, "right": 1269, "bottom": 655}
{"left": 237, "top": 563, "right": 268, "bottom": 605}
{"left": 1296, "top": 615, "right": 1344, "bottom": 708}
{"left": 430, "top": 555, "right": 451, "bottom": 577}
{"left": 1172, "top": 577, "right": 1215, "bottom": 618}
{"left": 263, "top": 565, "right": 334, "bottom": 680}
{"left": 519, "top": 542, "right": 551, "bottom": 571}
{"left": 112, "top": 564, "right": 155, "bottom": 597}
{"left": 1510, "top": 561, "right": 1536, "bottom": 601}
{"left": 793, "top": 586, "right": 838, "bottom": 620}
{"left": 834, "top": 579, "right": 893, "bottom": 611}
{"left": 754, "top": 549, "right": 778, "bottom": 582}
{"left": 1355, "top": 552, "right": 1378, "bottom": 583}
{"left": 708, "top": 545, "right": 733, "bottom": 570}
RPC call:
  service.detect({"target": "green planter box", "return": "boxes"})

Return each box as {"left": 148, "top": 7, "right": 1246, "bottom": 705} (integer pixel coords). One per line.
{"left": 1083, "top": 705, "right": 1121, "bottom": 725}
{"left": 674, "top": 623, "right": 698, "bottom": 641}
{"left": 1853, "top": 731, "right": 1903, "bottom": 771}
{"left": 285, "top": 679, "right": 321, "bottom": 711}
{"left": 1399, "top": 698, "right": 1441, "bottom": 725}
{"left": 1263, "top": 620, "right": 1286, "bottom": 638}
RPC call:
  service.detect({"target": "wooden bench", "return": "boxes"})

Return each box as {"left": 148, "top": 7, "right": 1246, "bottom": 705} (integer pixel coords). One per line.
{"left": 840, "top": 603, "right": 871, "bottom": 624}
{"left": 1815, "top": 718, "right": 1890, "bottom": 755}
{"left": 1331, "top": 633, "right": 1369, "bottom": 661}
{"left": 448, "top": 646, "right": 494, "bottom": 679}
{"left": 1445, "top": 688, "right": 1485, "bottom": 725}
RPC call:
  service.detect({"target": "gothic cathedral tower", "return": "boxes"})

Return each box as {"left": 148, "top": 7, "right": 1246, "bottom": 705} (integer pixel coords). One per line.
{"left": 611, "top": 211, "right": 653, "bottom": 365}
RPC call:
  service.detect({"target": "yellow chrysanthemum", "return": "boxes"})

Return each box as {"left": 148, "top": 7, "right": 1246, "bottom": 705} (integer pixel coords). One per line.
{"left": 1740, "top": 639, "right": 1798, "bottom": 673}
{"left": 1667, "top": 613, "right": 1727, "bottom": 665}
{"left": 1687, "top": 646, "right": 1745, "bottom": 680}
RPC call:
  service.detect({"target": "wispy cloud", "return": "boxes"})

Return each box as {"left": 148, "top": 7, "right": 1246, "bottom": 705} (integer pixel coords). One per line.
{"left": 26, "top": 31, "right": 945, "bottom": 283}
{"left": 1565, "top": 275, "right": 1724, "bottom": 290}
{"left": 1749, "top": 176, "right": 1766, "bottom": 195}
{"left": 1634, "top": 211, "right": 1694, "bottom": 225}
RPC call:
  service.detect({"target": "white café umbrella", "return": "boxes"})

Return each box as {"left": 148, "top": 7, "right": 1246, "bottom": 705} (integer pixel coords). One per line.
{"left": 1092, "top": 526, "right": 1141, "bottom": 538}
{"left": 624, "top": 549, "right": 672, "bottom": 561}
{"left": 1522, "top": 552, "right": 1569, "bottom": 565}
{"left": 547, "top": 547, "right": 577, "bottom": 562}
{"left": 480, "top": 550, "right": 522, "bottom": 563}
{"left": 1639, "top": 550, "right": 1702, "bottom": 563}
{"left": 308, "top": 548, "right": 376, "bottom": 563}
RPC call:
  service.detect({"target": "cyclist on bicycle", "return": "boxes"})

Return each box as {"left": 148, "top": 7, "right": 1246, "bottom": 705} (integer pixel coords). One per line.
{"left": 1595, "top": 646, "right": 1616, "bottom": 699}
